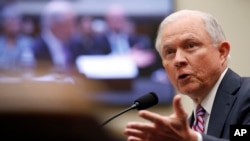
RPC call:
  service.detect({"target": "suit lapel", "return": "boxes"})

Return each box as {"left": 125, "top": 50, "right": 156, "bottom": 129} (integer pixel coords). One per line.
{"left": 189, "top": 112, "right": 195, "bottom": 128}
{"left": 207, "top": 69, "right": 240, "bottom": 137}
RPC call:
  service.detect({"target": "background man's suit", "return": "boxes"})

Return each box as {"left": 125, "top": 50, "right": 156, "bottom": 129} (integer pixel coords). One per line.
{"left": 32, "top": 36, "right": 81, "bottom": 72}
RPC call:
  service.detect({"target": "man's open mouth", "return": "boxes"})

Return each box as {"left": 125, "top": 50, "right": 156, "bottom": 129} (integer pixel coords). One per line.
{"left": 179, "top": 74, "right": 189, "bottom": 79}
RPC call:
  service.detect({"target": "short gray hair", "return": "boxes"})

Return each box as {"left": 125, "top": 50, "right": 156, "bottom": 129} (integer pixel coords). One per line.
{"left": 41, "top": 1, "right": 75, "bottom": 28}
{"left": 155, "top": 9, "right": 226, "bottom": 55}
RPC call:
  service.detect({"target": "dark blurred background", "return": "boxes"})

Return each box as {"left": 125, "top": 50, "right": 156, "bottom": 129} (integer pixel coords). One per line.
{"left": 0, "top": 0, "right": 174, "bottom": 140}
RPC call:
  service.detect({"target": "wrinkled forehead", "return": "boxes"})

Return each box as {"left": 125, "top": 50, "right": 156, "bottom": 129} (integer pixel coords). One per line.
{"left": 162, "top": 15, "right": 207, "bottom": 38}
{"left": 159, "top": 16, "right": 214, "bottom": 51}
{"left": 166, "top": 13, "right": 205, "bottom": 29}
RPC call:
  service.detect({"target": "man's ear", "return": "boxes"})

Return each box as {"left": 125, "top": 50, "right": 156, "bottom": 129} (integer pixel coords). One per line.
{"left": 218, "top": 41, "right": 230, "bottom": 65}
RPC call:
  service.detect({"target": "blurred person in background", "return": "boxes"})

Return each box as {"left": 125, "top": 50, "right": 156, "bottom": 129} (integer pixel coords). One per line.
{"left": 91, "top": 18, "right": 107, "bottom": 35}
{"left": 97, "top": 4, "right": 159, "bottom": 77}
{"left": 0, "top": 3, "right": 35, "bottom": 73}
{"left": 21, "top": 16, "right": 36, "bottom": 37}
{"left": 32, "top": 0, "right": 80, "bottom": 74}
{"left": 73, "top": 16, "right": 110, "bottom": 55}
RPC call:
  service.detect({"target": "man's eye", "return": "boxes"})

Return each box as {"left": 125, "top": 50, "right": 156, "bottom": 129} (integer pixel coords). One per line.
{"left": 165, "top": 49, "right": 175, "bottom": 55}
{"left": 162, "top": 48, "right": 175, "bottom": 59}
{"left": 166, "top": 50, "right": 173, "bottom": 54}
{"left": 187, "top": 43, "right": 197, "bottom": 49}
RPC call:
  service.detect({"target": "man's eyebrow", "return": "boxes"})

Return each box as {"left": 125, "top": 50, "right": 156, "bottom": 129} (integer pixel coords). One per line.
{"left": 161, "top": 40, "right": 173, "bottom": 48}
{"left": 181, "top": 35, "right": 198, "bottom": 41}
{"left": 162, "top": 43, "right": 170, "bottom": 48}
{"left": 160, "top": 35, "right": 199, "bottom": 49}
{"left": 162, "top": 44, "right": 172, "bottom": 51}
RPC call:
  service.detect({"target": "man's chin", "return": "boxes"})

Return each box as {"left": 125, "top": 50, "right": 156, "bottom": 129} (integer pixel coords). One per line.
{"left": 177, "top": 85, "right": 199, "bottom": 96}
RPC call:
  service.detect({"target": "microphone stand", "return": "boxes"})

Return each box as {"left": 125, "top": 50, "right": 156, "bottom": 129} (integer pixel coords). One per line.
{"left": 101, "top": 102, "right": 139, "bottom": 127}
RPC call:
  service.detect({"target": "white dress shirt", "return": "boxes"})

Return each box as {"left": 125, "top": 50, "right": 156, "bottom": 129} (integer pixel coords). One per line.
{"left": 42, "top": 30, "right": 68, "bottom": 69}
{"left": 194, "top": 68, "right": 228, "bottom": 141}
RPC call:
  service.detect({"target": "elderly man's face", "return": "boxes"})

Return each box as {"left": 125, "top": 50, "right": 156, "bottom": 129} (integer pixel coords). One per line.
{"left": 52, "top": 12, "right": 76, "bottom": 42}
{"left": 4, "top": 16, "right": 21, "bottom": 36}
{"left": 160, "top": 15, "right": 227, "bottom": 98}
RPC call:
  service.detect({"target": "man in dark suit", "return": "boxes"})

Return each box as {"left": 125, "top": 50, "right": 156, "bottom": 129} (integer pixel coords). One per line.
{"left": 73, "top": 16, "right": 111, "bottom": 55}
{"left": 96, "top": 4, "right": 160, "bottom": 77}
{"left": 32, "top": 1, "right": 80, "bottom": 73}
{"left": 123, "top": 9, "right": 250, "bottom": 141}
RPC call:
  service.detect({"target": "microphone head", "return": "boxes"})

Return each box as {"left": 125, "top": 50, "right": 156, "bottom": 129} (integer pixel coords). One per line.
{"left": 134, "top": 92, "right": 158, "bottom": 110}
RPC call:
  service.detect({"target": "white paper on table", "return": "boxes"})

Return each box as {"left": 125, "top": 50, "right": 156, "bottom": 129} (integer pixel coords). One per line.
{"left": 76, "top": 54, "right": 139, "bottom": 79}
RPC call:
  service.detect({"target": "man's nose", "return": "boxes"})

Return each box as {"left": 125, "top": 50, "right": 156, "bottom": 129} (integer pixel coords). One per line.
{"left": 174, "top": 50, "right": 187, "bottom": 67}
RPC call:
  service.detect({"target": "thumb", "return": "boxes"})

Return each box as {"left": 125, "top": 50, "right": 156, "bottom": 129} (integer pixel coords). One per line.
{"left": 173, "top": 94, "right": 187, "bottom": 119}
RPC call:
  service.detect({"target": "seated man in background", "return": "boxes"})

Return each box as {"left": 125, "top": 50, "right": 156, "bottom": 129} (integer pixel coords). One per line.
{"left": 96, "top": 4, "right": 160, "bottom": 77}
{"left": 32, "top": 1, "right": 80, "bottom": 74}
{"left": 73, "top": 16, "right": 111, "bottom": 55}
{"left": 0, "top": 3, "right": 35, "bottom": 73}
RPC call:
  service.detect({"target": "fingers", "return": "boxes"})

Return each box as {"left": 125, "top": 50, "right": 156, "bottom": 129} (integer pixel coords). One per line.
{"left": 138, "top": 110, "right": 166, "bottom": 125}
{"left": 125, "top": 122, "right": 153, "bottom": 135}
{"left": 136, "top": 95, "right": 187, "bottom": 125}
{"left": 124, "top": 128, "right": 145, "bottom": 139}
{"left": 173, "top": 94, "right": 187, "bottom": 119}
{"left": 124, "top": 94, "right": 190, "bottom": 141}
{"left": 127, "top": 136, "right": 142, "bottom": 141}
{"left": 124, "top": 122, "right": 153, "bottom": 141}
{"left": 124, "top": 128, "right": 147, "bottom": 140}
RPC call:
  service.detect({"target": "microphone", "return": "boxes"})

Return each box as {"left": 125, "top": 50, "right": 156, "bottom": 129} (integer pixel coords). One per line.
{"left": 101, "top": 92, "right": 158, "bottom": 127}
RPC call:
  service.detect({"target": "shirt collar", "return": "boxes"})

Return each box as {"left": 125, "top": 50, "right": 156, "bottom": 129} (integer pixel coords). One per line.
{"left": 42, "top": 29, "right": 61, "bottom": 46}
{"left": 194, "top": 67, "right": 228, "bottom": 115}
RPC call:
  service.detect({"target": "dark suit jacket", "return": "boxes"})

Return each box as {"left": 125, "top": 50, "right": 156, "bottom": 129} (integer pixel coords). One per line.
{"left": 189, "top": 68, "right": 250, "bottom": 141}
{"left": 97, "top": 32, "right": 152, "bottom": 53}
{"left": 73, "top": 34, "right": 111, "bottom": 55}
{"left": 32, "top": 35, "right": 81, "bottom": 72}
{"left": 96, "top": 32, "right": 162, "bottom": 77}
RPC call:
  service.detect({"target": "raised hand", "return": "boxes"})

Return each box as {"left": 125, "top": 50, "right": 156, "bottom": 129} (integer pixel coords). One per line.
{"left": 124, "top": 94, "right": 198, "bottom": 141}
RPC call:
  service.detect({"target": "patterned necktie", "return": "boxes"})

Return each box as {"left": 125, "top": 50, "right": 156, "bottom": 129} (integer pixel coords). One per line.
{"left": 192, "top": 105, "right": 206, "bottom": 133}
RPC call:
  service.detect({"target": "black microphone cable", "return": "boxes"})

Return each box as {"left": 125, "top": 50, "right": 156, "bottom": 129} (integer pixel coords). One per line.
{"left": 101, "top": 92, "right": 158, "bottom": 127}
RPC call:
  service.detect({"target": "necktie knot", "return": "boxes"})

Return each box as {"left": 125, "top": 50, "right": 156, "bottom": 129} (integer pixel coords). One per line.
{"left": 192, "top": 105, "right": 206, "bottom": 133}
